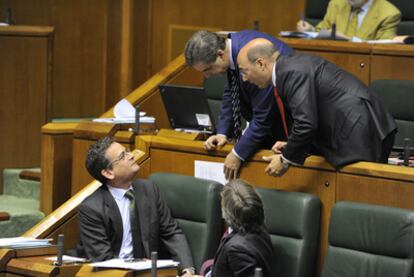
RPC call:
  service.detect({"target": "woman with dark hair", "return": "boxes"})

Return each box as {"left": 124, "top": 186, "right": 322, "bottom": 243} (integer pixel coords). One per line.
{"left": 199, "top": 179, "right": 274, "bottom": 277}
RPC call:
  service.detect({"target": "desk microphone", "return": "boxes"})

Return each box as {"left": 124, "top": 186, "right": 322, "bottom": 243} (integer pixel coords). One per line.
{"left": 55, "top": 234, "right": 64, "bottom": 266}
{"left": 151, "top": 251, "right": 157, "bottom": 277}
{"left": 133, "top": 104, "right": 140, "bottom": 134}
{"left": 331, "top": 23, "right": 336, "bottom": 40}
{"left": 254, "top": 267, "right": 263, "bottom": 277}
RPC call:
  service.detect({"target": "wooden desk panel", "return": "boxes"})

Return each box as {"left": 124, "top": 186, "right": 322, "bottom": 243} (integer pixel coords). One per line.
{"left": 371, "top": 55, "right": 414, "bottom": 81}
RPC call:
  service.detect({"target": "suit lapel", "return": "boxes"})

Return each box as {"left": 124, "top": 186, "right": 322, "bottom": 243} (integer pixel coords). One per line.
{"left": 133, "top": 181, "right": 150, "bottom": 256}
{"left": 357, "top": 0, "right": 379, "bottom": 39}
{"left": 338, "top": 3, "right": 352, "bottom": 34}
{"left": 102, "top": 187, "right": 123, "bottom": 255}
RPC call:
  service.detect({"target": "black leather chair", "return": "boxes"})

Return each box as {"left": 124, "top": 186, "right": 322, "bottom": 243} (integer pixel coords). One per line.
{"left": 148, "top": 173, "right": 223, "bottom": 272}
{"left": 256, "top": 188, "right": 321, "bottom": 277}
{"left": 390, "top": 0, "right": 414, "bottom": 35}
{"left": 370, "top": 80, "right": 414, "bottom": 150}
{"left": 322, "top": 201, "right": 414, "bottom": 277}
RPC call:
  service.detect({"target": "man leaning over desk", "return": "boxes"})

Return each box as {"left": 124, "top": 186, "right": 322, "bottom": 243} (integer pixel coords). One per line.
{"left": 76, "top": 136, "right": 195, "bottom": 276}
{"left": 184, "top": 30, "right": 293, "bottom": 180}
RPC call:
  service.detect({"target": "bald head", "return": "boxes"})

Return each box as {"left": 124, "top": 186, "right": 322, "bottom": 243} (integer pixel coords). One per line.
{"left": 237, "top": 38, "right": 279, "bottom": 88}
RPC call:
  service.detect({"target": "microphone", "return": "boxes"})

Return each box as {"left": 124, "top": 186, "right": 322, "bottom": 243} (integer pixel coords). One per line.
{"left": 254, "top": 267, "right": 263, "bottom": 277}
{"left": 403, "top": 138, "right": 411, "bottom": 166}
{"left": 331, "top": 23, "right": 336, "bottom": 40}
{"left": 253, "top": 19, "right": 260, "bottom": 31}
{"left": 133, "top": 104, "right": 140, "bottom": 134}
{"left": 151, "top": 251, "right": 157, "bottom": 277}
{"left": 55, "top": 234, "right": 64, "bottom": 266}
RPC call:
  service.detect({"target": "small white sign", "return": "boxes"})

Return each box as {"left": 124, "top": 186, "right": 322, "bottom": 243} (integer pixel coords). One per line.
{"left": 194, "top": 160, "right": 226, "bottom": 185}
{"left": 195, "top": 113, "right": 212, "bottom": 127}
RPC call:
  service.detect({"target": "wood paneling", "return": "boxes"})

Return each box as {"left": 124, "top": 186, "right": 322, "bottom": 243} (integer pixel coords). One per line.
{"left": 0, "top": 26, "right": 53, "bottom": 192}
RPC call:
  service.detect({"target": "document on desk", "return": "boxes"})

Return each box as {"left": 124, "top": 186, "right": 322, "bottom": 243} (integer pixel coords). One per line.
{"left": 91, "top": 259, "right": 179, "bottom": 270}
{"left": 0, "top": 237, "right": 52, "bottom": 248}
{"left": 194, "top": 160, "right": 226, "bottom": 185}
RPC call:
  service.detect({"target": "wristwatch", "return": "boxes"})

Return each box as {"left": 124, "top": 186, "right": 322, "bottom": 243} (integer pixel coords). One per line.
{"left": 280, "top": 156, "right": 290, "bottom": 169}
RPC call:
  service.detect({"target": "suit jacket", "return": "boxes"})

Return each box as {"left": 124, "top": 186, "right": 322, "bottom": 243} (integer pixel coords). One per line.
{"left": 276, "top": 53, "right": 397, "bottom": 167}
{"left": 217, "top": 30, "right": 294, "bottom": 160}
{"left": 212, "top": 231, "right": 274, "bottom": 277}
{"left": 77, "top": 179, "right": 194, "bottom": 269}
{"left": 315, "top": 0, "right": 401, "bottom": 40}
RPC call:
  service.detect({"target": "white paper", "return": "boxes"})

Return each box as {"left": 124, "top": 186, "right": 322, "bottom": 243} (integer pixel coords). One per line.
{"left": 93, "top": 98, "right": 151, "bottom": 123}
{"left": 46, "top": 255, "right": 87, "bottom": 263}
{"left": 367, "top": 39, "right": 402, "bottom": 44}
{"left": 195, "top": 113, "right": 212, "bottom": 127}
{"left": 91, "top": 258, "right": 178, "bottom": 271}
{"left": 194, "top": 160, "right": 226, "bottom": 185}
{"left": 0, "top": 237, "right": 52, "bottom": 248}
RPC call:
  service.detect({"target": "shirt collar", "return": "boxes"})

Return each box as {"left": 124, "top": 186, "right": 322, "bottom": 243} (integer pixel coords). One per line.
{"left": 228, "top": 39, "right": 235, "bottom": 70}
{"left": 358, "top": 0, "right": 372, "bottom": 13}
{"left": 272, "top": 61, "right": 277, "bottom": 87}
{"left": 107, "top": 184, "right": 133, "bottom": 201}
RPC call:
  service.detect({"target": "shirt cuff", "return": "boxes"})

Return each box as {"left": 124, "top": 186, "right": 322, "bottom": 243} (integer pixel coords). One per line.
{"left": 217, "top": 134, "right": 227, "bottom": 139}
{"left": 232, "top": 148, "right": 245, "bottom": 162}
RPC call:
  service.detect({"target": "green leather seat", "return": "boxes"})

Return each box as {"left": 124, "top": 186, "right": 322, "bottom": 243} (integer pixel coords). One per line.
{"left": 148, "top": 173, "right": 223, "bottom": 273}
{"left": 203, "top": 75, "right": 226, "bottom": 129}
{"left": 256, "top": 188, "right": 321, "bottom": 277}
{"left": 390, "top": 0, "right": 414, "bottom": 35}
{"left": 370, "top": 80, "right": 414, "bottom": 150}
{"left": 322, "top": 201, "right": 414, "bottom": 277}
{"left": 304, "top": 0, "right": 330, "bottom": 27}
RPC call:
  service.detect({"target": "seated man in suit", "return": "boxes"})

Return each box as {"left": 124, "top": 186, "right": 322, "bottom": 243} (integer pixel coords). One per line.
{"left": 195, "top": 179, "right": 274, "bottom": 277}
{"left": 77, "top": 136, "right": 195, "bottom": 276}
{"left": 184, "top": 30, "right": 293, "bottom": 180}
{"left": 237, "top": 38, "right": 397, "bottom": 177}
{"left": 297, "top": 0, "right": 401, "bottom": 40}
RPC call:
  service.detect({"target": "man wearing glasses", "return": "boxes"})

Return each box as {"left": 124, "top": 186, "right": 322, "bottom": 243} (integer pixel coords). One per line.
{"left": 77, "top": 136, "right": 195, "bottom": 276}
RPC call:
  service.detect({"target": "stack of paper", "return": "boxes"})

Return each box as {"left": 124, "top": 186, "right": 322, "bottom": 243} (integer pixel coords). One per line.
{"left": 0, "top": 237, "right": 52, "bottom": 248}
{"left": 93, "top": 99, "right": 155, "bottom": 124}
{"left": 91, "top": 258, "right": 179, "bottom": 271}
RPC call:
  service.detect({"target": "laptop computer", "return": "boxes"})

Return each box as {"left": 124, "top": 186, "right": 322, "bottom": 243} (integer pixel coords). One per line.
{"left": 159, "top": 84, "right": 215, "bottom": 133}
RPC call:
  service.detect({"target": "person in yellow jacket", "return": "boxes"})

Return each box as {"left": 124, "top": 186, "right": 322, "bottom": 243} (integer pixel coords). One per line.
{"left": 297, "top": 0, "right": 401, "bottom": 40}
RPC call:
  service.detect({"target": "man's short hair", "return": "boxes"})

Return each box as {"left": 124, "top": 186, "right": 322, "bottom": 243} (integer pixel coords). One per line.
{"left": 184, "top": 30, "right": 226, "bottom": 66}
{"left": 246, "top": 41, "right": 277, "bottom": 63}
{"left": 221, "top": 179, "right": 265, "bottom": 233}
{"left": 85, "top": 136, "right": 114, "bottom": 184}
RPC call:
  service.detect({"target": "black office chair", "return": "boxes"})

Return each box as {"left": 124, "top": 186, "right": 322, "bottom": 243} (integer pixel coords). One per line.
{"left": 370, "top": 79, "right": 414, "bottom": 150}
{"left": 322, "top": 201, "right": 414, "bottom": 277}
{"left": 149, "top": 173, "right": 224, "bottom": 273}
{"left": 256, "top": 188, "right": 321, "bottom": 277}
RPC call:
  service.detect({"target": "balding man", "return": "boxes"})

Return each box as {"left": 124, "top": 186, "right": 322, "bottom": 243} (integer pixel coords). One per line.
{"left": 237, "top": 38, "right": 397, "bottom": 176}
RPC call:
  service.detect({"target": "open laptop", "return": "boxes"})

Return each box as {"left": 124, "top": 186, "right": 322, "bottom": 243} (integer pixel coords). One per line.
{"left": 159, "top": 84, "right": 215, "bottom": 133}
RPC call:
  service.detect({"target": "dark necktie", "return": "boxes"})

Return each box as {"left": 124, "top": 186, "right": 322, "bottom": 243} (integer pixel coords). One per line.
{"left": 229, "top": 69, "right": 242, "bottom": 141}
{"left": 124, "top": 190, "right": 145, "bottom": 258}
{"left": 273, "top": 87, "right": 288, "bottom": 139}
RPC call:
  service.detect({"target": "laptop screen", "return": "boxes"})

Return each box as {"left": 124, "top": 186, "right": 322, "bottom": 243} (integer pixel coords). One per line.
{"left": 159, "top": 84, "right": 215, "bottom": 132}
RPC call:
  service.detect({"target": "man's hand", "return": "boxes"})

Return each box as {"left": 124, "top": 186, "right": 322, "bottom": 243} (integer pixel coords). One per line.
{"left": 296, "top": 20, "right": 314, "bottom": 32}
{"left": 224, "top": 151, "right": 242, "bottom": 180}
{"left": 263, "top": 154, "right": 289, "bottom": 177}
{"left": 271, "top": 141, "right": 287, "bottom": 154}
{"left": 204, "top": 135, "right": 227, "bottom": 150}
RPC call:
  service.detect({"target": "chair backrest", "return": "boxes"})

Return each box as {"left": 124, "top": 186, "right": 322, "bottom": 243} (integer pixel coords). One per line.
{"left": 148, "top": 173, "right": 223, "bottom": 272}
{"left": 322, "top": 201, "right": 414, "bottom": 277}
{"left": 256, "top": 188, "right": 321, "bottom": 277}
{"left": 389, "top": 0, "right": 414, "bottom": 35}
{"left": 203, "top": 75, "right": 227, "bottom": 128}
{"left": 304, "top": 0, "right": 330, "bottom": 26}
{"left": 370, "top": 79, "right": 414, "bottom": 149}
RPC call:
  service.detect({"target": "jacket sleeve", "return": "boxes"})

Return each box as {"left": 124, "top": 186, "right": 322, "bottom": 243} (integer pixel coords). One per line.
{"left": 315, "top": 0, "right": 337, "bottom": 31}
{"left": 375, "top": 8, "right": 401, "bottom": 39}
{"left": 227, "top": 244, "right": 261, "bottom": 277}
{"left": 154, "top": 183, "right": 194, "bottom": 269}
{"left": 78, "top": 201, "right": 116, "bottom": 261}
{"left": 280, "top": 70, "right": 319, "bottom": 164}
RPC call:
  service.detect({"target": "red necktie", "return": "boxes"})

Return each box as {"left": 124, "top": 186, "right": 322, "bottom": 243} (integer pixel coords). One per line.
{"left": 274, "top": 87, "right": 288, "bottom": 139}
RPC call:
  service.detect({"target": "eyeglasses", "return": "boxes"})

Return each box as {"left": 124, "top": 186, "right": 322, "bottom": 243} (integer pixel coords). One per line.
{"left": 107, "top": 148, "right": 131, "bottom": 168}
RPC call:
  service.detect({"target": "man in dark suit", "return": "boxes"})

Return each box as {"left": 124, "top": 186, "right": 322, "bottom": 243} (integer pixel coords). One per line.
{"left": 184, "top": 30, "right": 293, "bottom": 179}
{"left": 77, "top": 136, "right": 195, "bottom": 276}
{"left": 237, "top": 38, "right": 397, "bottom": 177}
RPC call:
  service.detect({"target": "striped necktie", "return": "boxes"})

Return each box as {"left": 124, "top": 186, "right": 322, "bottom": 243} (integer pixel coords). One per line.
{"left": 124, "top": 190, "right": 145, "bottom": 258}
{"left": 229, "top": 69, "right": 242, "bottom": 141}
{"left": 345, "top": 8, "right": 361, "bottom": 38}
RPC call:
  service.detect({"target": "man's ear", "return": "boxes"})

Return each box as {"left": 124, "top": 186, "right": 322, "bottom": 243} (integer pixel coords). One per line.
{"left": 217, "top": 49, "right": 225, "bottom": 59}
{"left": 255, "top": 58, "right": 266, "bottom": 71}
{"left": 101, "top": 168, "right": 115, "bottom": 180}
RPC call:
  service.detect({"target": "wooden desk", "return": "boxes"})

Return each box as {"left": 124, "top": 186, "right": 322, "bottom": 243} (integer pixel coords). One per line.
{"left": 0, "top": 246, "right": 56, "bottom": 272}
{"left": 281, "top": 38, "right": 414, "bottom": 84}
{"left": 76, "top": 265, "right": 177, "bottom": 277}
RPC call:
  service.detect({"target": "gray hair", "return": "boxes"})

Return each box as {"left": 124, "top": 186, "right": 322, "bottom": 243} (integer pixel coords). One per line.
{"left": 247, "top": 41, "right": 277, "bottom": 63}
{"left": 184, "top": 30, "right": 226, "bottom": 66}
{"left": 221, "top": 179, "right": 265, "bottom": 233}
